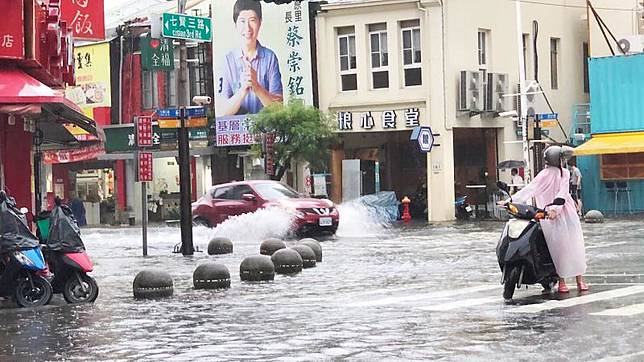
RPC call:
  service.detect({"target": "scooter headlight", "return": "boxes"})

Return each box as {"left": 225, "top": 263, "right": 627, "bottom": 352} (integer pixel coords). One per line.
{"left": 508, "top": 204, "right": 519, "bottom": 215}
{"left": 13, "top": 251, "right": 34, "bottom": 267}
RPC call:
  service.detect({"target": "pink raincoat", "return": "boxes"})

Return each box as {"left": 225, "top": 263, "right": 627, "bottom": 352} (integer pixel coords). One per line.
{"left": 511, "top": 166, "right": 587, "bottom": 278}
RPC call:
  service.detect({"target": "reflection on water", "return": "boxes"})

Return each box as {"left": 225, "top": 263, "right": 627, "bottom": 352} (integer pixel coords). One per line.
{"left": 0, "top": 219, "right": 642, "bottom": 359}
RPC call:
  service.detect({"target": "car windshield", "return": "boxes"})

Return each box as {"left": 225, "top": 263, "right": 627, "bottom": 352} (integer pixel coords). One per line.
{"left": 253, "top": 182, "right": 301, "bottom": 200}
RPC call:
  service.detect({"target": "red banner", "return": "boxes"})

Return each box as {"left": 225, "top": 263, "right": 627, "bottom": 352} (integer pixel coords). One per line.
{"left": 61, "top": 0, "right": 105, "bottom": 40}
{"left": 0, "top": 1, "right": 25, "bottom": 59}
{"left": 137, "top": 152, "right": 153, "bottom": 182}
{"left": 42, "top": 143, "right": 105, "bottom": 164}
{"left": 136, "top": 116, "right": 153, "bottom": 147}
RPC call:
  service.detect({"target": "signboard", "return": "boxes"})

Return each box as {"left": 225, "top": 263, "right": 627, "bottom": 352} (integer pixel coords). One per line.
{"left": 61, "top": 0, "right": 106, "bottom": 40}
{"left": 337, "top": 108, "right": 422, "bottom": 132}
{"left": 162, "top": 13, "right": 212, "bottom": 42}
{"left": 158, "top": 117, "right": 208, "bottom": 129}
{"left": 64, "top": 42, "right": 111, "bottom": 119}
{"left": 136, "top": 116, "right": 153, "bottom": 147}
{"left": 540, "top": 120, "right": 559, "bottom": 128}
{"left": 137, "top": 152, "right": 153, "bottom": 182}
{"left": 214, "top": 115, "right": 255, "bottom": 146}
{"left": 0, "top": 1, "right": 25, "bottom": 59}
{"left": 42, "top": 143, "right": 105, "bottom": 164}
{"left": 213, "top": 1, "right": 313, "bottom": 139}
{"left": 313, "top": 174, "right": 327, "bottom": 196}
{"left": 536, "top": 113, "right": 558, "bottom": 121}
{"left": 141, "top": 37, "right": 174, "bottom": 71}
{"left": 264, "top": 133, "right": 275, "bottom": 176}
{"left": 410, "top": 126, "right": 436, "bottom": 153}
{"left": 103, "top": 125, "right": 212, "bottom": 153}
{"left": 63, "top": 123, "right": 99, "bottom": 141}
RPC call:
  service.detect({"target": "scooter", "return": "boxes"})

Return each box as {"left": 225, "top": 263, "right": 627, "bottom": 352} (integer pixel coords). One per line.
{"left": 0, "top": 191, "right": 53, "bottom": 307}
{"left": 496, "top": 182, "right": 565, "bottom": 300}
{"left": 36, "top": 198, "right": 98, "bottom": 304}
{"left": 455, "top": 196, "right": 473, "bottom": 220}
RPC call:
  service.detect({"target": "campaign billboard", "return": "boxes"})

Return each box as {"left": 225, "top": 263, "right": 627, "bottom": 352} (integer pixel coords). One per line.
{"left": 212, "top": 0, "right": 313, "bottom": 147}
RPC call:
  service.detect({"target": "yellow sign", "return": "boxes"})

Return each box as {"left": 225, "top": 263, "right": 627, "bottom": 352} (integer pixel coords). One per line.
{"left": 64, "top": 42, "right": 112, "bottom": 116}
{"left": 540, "top": 120, "right": 559, "bottom": 128}
{"left": 158, "top": 117, "right": 208, "bottom": 128}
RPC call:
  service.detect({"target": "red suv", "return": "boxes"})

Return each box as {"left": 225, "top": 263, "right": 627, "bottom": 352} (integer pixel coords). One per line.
{"left": 191, "top": 180, "right": 339, "bottom": 236}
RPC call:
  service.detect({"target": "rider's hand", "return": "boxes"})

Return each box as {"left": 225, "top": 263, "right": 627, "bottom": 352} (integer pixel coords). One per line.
{"left": 497, "top": 199, "right": 509, "bottom": 206}
{"left": 547, "top": 209, "right": 557, "bottom": 219}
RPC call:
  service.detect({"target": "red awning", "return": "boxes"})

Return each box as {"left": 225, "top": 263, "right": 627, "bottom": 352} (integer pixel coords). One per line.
{"left": 42, "top": 143, "right": 106, "bottom": 164}
{"left": 0, "top": 67, "right": 98, "bottom": 136}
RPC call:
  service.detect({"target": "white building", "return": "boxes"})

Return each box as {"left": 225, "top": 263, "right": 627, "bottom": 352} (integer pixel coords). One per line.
{"left": 315, "top": 0, "right": 627, "bottom": 221}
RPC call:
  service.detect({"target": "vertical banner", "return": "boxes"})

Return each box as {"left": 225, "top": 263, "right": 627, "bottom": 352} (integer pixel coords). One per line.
{"left": 137, "top": 152, "right": 153, "bottom": 182}
{"left": 61, "top": 0, "right": 105, "bottom": 40}
{"left": 136, "top": 116, "right": 153, "bottom": 147}
{"left": 0, "top": 0, "right": 25, "bottom": 60}
{"left": 264, "top": 133, "right": 275, "bottom": 176}
{"left": 212, "top": 0, "right": 313, "bottom": 146}
{"left": 65, "top": 42, "right": 111, "bottom": 115}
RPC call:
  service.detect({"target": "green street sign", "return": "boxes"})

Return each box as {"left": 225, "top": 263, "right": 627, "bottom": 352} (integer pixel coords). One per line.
{"left": 141, "top": 37, "right": 174, "bottom": 71}
{"left": 162, "top": 13, "right": 212, "bottom": 42}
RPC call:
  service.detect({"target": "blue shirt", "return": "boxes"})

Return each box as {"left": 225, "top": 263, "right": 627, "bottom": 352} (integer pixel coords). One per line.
{"left": 219, "top": 42, "right": 283, "bottom": 115}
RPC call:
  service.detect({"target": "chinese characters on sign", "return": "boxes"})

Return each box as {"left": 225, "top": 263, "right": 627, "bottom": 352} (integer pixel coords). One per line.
{"left": 285, "top": 2, "right": 305, "bottom": 97}
{"left": 0, "top": 2, "right": 25, "bottom": 59}
{"left": 162, "top": 13, "right": 212, "bottom": 42}
{"left": 137, "top": 152, "right": 153, "bottom": 182}
{"left": 64, "top": 42, "right": 111, "bottom": 113}
{"left": 215, "top": 115, "right": 256, "bottom": 147}
{"left": 264, "top": 133, "right": 275, "bottom": 176}
{"left": 337, "top": 108, "right": 423, "bottom": 131}
{"left": 61, "top": 0, "right": 106, "bottom": 40}
{"left": 141, "top": 37, "right": 174, "bottom": 71}
{"left": 136, "top": 116, "right": 153, "bottom": 147}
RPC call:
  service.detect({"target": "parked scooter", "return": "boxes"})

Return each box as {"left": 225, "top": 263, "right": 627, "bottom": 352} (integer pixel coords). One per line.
{"left": 454, "top": 196, "right": 473, "bottom": 220}
{"left": 36, "top": 198, "right": 98, "bottom": 304}
{"left": 0, "top": 190, "right": 53, "bottom": 307}
{"left": 496, "top": 182, "right": 565, "bottom": 300}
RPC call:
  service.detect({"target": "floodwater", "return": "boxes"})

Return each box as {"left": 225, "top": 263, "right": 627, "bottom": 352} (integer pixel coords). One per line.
{"left": 0, "top": 207, "right": 643, "bottom": 361}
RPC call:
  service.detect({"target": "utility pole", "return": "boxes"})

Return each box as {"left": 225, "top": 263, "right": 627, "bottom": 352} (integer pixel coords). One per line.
{"left": 177, "top": 0, "right": 193, "bottom": 256}
{"left": 515, "top": 1, "right": 532, "bottom": 183}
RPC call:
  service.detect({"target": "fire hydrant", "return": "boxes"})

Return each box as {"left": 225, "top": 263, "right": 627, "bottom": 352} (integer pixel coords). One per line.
{"left": 401, "top": 196, "right": 412, "bottom": 223}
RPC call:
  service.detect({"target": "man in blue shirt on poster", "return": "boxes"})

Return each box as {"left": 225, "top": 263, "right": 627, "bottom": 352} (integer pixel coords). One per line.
{"left": 218, "top": 0, "right": 284, "bottom": 116}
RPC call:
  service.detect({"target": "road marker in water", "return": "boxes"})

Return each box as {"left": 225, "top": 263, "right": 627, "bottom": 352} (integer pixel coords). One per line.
{"left": 508, "top": 285, "right": 644, "bottom": 314}
{"left": 419, "top": 297, "right": 500, "bottom": 312}
{"left": 346, "top": 285, "right": 498, "bottom": 307}
{"left": 590, "top": 302, "right": 644, "bottom": 317}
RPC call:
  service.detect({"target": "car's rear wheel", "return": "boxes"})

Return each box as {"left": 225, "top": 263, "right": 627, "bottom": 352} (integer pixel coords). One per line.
{"left": 192, "top": 217, "right": 211, "bottom": 228}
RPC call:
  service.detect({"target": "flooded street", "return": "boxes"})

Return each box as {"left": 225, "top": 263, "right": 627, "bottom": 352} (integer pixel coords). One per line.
{"left": 0, "top": 209, "right": 643, "bottom": 361}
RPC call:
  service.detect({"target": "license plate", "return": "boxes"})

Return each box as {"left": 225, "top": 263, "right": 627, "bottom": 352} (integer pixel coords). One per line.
{"left": 465, "top": 206, "right": 473, "bottom": 212}
{"left": 319, "top": 217, "right": 332, "bottom": 226}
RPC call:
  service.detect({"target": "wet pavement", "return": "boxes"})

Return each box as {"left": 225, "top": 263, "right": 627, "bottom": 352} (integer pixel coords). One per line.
{"left": 0, "top": 210, "right": 643, "bottom": 361}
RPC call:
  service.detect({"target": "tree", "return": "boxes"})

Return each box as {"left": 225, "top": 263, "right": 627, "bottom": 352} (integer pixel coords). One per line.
{"left": 250, "top": 99, "right": 337, "bottom": 181}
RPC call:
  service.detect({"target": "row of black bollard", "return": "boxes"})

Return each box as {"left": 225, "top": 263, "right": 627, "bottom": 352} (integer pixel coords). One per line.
{"left": 133, "top": 237, "right": 323, "bottom": 298}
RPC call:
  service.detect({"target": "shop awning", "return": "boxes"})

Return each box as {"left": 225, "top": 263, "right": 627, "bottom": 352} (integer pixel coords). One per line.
{"left": 574, "top": 132, "right": 644, "bottom": 156}
{"left": 0, "top": 68, "right": 98, "bottom": 136}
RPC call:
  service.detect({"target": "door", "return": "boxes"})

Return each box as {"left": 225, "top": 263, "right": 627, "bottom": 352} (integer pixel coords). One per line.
{"left": 342, "top": 159, "right": 361, "bottom": 202}
{"left": 361, "top": 160, "right": 376, "bottom": 195}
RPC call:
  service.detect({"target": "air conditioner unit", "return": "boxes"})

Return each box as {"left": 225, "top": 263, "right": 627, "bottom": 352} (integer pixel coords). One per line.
{"left": 617, "top": 35, "right": 644, "bottom": 54}
{"left": 458, "top": 70, "right": 483, "bottom": 113}
{"left": 485, "top": 73, "right": 509, "bottom": 113}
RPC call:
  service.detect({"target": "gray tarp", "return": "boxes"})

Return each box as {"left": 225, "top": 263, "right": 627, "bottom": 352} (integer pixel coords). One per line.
{"left": 358, "top": 191, "right": 400, "bottom": 224}
{"left": 47, "top": 204, "right": 85, "bottom": 253}
{"left": 0, "top": 195, "right": 40, "bottom": 253}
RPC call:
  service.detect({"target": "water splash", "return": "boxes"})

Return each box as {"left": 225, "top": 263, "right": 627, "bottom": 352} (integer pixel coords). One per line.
{"left": 336, "top": 201, "right": 390, "bottom": 238}
{"left": 210, "top": 207, "right": 295, "bottom": 242}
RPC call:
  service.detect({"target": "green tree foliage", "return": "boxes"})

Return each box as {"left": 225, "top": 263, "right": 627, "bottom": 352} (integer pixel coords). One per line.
{"left": 250, "top": 99, "right": 337, "bottom": 181}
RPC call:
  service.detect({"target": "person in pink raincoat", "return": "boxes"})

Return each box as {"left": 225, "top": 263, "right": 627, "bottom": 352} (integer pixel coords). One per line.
{"left": 499, "top": 145, "right": 588, "bottom": 293}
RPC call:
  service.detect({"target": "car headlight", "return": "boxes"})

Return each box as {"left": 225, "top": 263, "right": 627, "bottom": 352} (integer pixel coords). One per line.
{"left": 293, "top": 210, "right": 306, "bottom": 219}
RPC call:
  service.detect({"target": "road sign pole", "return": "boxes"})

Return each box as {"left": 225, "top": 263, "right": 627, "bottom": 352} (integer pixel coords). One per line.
{"left": 177, "top": 30, "right": 193, "bottom": 255}
{"left": 141, "top": 180, "right": 148, "bottom": 256}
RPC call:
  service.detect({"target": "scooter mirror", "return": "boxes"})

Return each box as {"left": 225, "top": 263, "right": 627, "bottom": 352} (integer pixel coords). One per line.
{"left": 496, "top": 181, "right": 509, "bottom": 193}
{"left": 552, "top": 198, "right": 565, "bottom": 206}
{"left": 19, "top": 207, "right": 29, "bottom": 214}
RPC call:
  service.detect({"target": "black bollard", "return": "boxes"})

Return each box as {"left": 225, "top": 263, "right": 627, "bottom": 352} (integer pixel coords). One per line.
{"left": 133, "top": 270, "right": 174, "bottom": 299}
{"left": 271, "top": 248, "right": 303, "bottom": 274}
{"left": 259, "top": 238, "right": 286, "bottom": 256}
{"left": 193, "top": 263, "right": 231, "bottom": 289}
{"left": 290, "top": 245, "right": 316, "bottom": 268}
{"left": 299, "top": 239, "right": 322, "bottom": 262}
{"left": 208, "top": 237, "right": 234, "bottom": 255}
{"left": 240, "top": 255, "right": 275, "bottom": 281}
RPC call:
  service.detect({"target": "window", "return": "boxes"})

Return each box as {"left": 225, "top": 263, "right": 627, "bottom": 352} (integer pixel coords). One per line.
{"left": 401, "top": 19, "right": 421, "bottom": 87}
{"left": 166, "top": 70, "right": 177, "bottom": 107}
{"left": 522, "top": 33, "right": 530, "bottom": 78}
{"left": 478, "top": 30, "right": 489, "bottom": 69}
{"left": 232, "top": 185, "right": 254, "bottom": 200}
{"left": 601, "top": 153, "right": 644, "bottom": 180}
{"left": 338, "top": 26, "right": 357, "bottom": 91}
{"left": 550, "top": 38, "right": 560, "bottom": 90}
{"left": 369, "top": 23, "right": 388, "bottom": 89}
{"left": 212, "top": 186, "right": 233, "bottom": 199}
{"left": 189, "top": 44, "right": 210, "bottom": 99}
{"left": 142, "top": 70, "right": 159, "bottom": 110}
{"left": 583, "top": 42, "right": 589, "bottom": 93}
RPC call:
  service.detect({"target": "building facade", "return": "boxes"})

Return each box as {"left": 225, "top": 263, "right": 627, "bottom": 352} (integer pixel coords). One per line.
{"left": 316, "top": 0, "right": 593, "bottom": 221}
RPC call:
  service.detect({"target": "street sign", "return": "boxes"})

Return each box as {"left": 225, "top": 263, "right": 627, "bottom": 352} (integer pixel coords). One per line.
{"left": 540, "top": 120, "right": 559, "bottom": 128}
{"left": 264, "top": 133, "right": 275, "bottom": 176}
{"left": 157, "top": 107, "right": 206, "bottom": 118}
{"left": 141, "top": 36, "right": 174, "bottom": 71}
{"left": 158, "top": 117, "right": 208, "bottom": 129}
{"left": 162, "top": 13, "right": 212, "bottom": 42}
{"left": 136, "top": 116, "right": 153, "bottom": 147}
{"left": 536, "top": 113, "right": 558, "bottom": 121}
{"left": 137, "top": 152, "right": 153, "bottom": 182}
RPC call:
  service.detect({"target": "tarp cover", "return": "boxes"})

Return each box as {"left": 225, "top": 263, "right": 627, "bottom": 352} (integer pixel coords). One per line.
{"left": 47, "top": 204, "right": 85, "bottom": 253}
{"left": 0, "top": 195, "right": 40, "bottom": 253}
{"left": 359, "top": 191, "right": 400, "bottom": 224}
